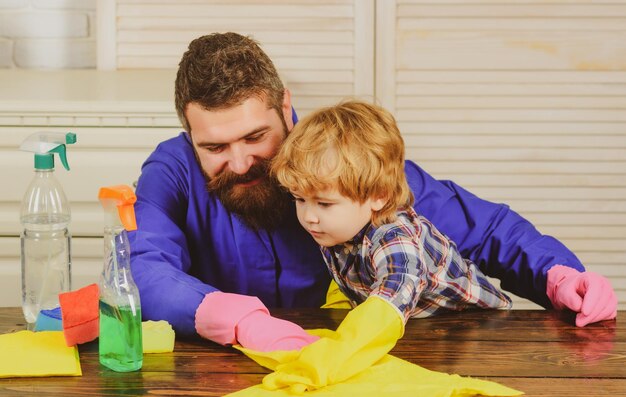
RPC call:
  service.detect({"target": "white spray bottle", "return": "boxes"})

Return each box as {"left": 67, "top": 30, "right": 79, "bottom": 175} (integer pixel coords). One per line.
{"left": 19, "top": 132, "right": 76, "bottom": 330}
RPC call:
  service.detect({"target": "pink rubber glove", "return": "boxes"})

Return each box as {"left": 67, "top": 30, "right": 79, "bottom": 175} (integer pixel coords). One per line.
{"left": 195, "top": 292, "right": 319, "bottom": 351}
{"left": 546, "top": 265, "right": 617, "bottom": 327}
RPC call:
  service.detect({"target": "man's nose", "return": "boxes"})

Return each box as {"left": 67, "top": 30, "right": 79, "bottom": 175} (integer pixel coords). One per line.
{"left": 227, "top": 144, "right": 254, "bottom": 175}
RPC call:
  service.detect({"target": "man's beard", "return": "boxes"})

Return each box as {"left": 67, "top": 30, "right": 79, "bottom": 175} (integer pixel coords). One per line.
{"left": 205, "top": 158, "right": 292, "bottom": 230}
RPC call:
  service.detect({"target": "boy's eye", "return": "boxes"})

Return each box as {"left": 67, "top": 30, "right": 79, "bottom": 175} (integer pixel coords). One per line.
{"left": 318, "top": 202, "right": 333, "bottom": 208}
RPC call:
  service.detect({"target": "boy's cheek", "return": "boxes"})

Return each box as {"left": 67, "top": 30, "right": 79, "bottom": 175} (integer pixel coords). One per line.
{"left": 295, "top": 210, "right": 307, "bottom": 227}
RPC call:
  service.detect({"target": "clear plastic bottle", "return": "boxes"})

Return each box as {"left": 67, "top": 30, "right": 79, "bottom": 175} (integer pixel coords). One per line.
{"left": 20, "top": 132, "right": 76, "bottom": 330}
{"left": 98, "top": 185, "right": 143, "bottom": 372}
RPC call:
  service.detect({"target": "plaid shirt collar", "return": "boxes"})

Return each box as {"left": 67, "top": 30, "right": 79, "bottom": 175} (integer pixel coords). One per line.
{"left": 331, "top": 221, "right": 372, "bottom": 251}
{"left": 322, "top": 221, "right": 373, "bottom": 279}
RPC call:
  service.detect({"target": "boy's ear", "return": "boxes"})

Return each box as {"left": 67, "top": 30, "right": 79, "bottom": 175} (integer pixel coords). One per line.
{"left": 370, "top": 197, "right": 387, "bottom": 212}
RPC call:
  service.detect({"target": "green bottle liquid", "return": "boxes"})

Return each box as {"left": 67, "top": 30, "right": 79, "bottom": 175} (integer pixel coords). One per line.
{"left": 99, "top": 300, "right": 143, "bottom": 372}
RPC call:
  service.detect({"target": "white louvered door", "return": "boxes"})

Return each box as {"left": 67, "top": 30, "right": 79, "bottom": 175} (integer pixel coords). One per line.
{"left": 377, "top": 0, "right": 626, "bottom": 308}
{"left": 106, "top": 0, "right": 375, "bottom": 115}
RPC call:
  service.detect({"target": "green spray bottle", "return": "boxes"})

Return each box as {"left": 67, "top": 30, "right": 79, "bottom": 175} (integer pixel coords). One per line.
{"left": 98, "top": 185, "right": 143, "bottom": 372}
{"left": 20, "top": 132, "right": 76, "bottom": 330}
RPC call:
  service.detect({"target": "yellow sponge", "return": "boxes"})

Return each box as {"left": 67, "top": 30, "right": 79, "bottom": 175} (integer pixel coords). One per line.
{"left": 142, "top": 320, "right": 175, "bottom": 353}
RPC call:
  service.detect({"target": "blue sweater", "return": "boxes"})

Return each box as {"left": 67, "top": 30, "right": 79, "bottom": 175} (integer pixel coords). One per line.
{"left": 130, "top": 132, "right": 584, "bottom": 336}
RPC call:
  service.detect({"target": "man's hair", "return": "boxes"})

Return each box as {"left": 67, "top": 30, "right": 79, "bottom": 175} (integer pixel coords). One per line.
{"left": 272, "top": 100, "right": 414, "bottom": 226}
{"left": 175, "top": 32, "right": 285, "bottom": 132}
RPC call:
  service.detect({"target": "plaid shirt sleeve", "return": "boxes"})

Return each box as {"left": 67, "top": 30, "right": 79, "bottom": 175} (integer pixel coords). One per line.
{"left": 368, "top": 210, "right": 512, "bottom": 321}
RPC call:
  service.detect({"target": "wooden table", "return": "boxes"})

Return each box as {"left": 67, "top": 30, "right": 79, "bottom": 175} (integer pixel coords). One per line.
{"left": 0, "top": 307, "right": 624, "bottom": 396}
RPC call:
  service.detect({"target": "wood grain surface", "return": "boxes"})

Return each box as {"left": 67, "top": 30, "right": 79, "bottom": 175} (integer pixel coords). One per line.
{"left": 0, "top": 307, "right": 623, "bottom": 396}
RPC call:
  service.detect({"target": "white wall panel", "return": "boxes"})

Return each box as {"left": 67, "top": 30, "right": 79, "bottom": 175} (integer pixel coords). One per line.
{"left": 379, "top": 0, "right": 626, "bottom": 310}
{"left": 103, "top": 0, "right": 376, "bottom": 117}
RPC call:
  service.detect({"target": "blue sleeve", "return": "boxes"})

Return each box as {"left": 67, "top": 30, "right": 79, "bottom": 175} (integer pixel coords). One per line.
{"left": 405, "top": 161, "right": 584, "bottom": 308}
{"left": 130, "top": 143, "right": 216, "bottom": 337}
{"left": 291, "top": 106, "right": 298, "bottom": 125}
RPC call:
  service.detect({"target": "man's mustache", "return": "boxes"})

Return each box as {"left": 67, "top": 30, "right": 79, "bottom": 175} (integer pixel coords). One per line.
{"left": 207, "top": 160, "right": 270, "bottom": 192}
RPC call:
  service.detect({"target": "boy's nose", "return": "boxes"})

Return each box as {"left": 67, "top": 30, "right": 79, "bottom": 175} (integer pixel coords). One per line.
{"left": 303, "top": 207, "right": 319, "bottom": 224}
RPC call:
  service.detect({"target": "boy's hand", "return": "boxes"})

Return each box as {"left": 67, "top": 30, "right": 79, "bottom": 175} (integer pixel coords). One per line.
{"left": 547, "top": 265, "right": 617, "bottom": 327}
{"left": 262, "top": 296, "right": 404, "bottom": 393}
{"left": 195, "top": 292, "right": 317, "bottom": 351}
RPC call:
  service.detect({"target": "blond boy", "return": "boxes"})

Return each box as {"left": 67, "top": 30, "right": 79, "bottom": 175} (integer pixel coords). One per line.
{"left": 272, "top": 100, "right": 512, "bottom": 321}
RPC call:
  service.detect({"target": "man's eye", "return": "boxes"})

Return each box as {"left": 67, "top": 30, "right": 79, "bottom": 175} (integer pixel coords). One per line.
{"left": 246, "top": 134, "right": 263, "bottom": 143}
{"left": 205, "top": 145, "right": 225, "bottom": 153}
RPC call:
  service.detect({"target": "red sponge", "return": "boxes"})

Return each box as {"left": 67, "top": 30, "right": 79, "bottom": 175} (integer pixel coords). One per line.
{"left": 59, "top": 283, "right": 100, "bottom": 346}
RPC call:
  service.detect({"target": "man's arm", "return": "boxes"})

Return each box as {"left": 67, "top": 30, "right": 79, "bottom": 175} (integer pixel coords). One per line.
{"left": 130, "top": 135, "right": 318, "bottom": 349}
{"left": 130, "top": 149, "right": 215, "bottom": 337}
{"left": 405, "top": 161, "right": 584, "bottom": 308}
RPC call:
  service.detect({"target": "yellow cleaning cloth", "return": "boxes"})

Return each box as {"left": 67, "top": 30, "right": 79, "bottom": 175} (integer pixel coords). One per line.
{"left": 229, "top": 329, "right": 522, "bottom": 397}
{"left": 0, "top": 330, "right": 81, "bottom": 378}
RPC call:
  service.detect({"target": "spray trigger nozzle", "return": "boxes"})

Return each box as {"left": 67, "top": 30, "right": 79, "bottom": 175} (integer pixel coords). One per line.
{"left": 98, "top": 185, "right": 137, "bottom": 231}
{"left": 20, "top": 132, "right": 77, "bottom": 171}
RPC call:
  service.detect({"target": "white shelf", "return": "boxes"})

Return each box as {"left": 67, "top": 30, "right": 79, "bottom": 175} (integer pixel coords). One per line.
{"left": 0, "top": 69, "right": 177, "bottom": 114}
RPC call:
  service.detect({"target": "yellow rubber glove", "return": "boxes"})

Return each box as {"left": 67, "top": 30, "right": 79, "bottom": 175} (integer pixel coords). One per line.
{"left": 320, "top": 280, "right": 353, "bottom": 309}
{"left": 262, "top": 296, "right": 404, "bottom": 394}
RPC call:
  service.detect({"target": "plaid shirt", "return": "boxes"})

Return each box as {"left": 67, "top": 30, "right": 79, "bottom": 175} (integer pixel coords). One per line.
{"left": 321, "top": 207, "right": 512, "bottom": 321}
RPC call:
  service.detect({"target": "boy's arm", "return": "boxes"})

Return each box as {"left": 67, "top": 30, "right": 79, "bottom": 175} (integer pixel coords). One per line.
{"left": 368, "top": 218, "right": 511, "bottom": 320}
{"left": 262, "top": 296, "right": 403, "bottom": 393}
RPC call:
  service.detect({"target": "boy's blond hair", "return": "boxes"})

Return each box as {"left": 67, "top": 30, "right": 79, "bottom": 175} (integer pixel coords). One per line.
{"left": 272, "top": 100, "right": 413, "bottom": 226}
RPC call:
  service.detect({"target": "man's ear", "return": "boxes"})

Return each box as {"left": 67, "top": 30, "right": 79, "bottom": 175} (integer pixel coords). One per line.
{"left": 282, "top": 88, "right": 294, "bottom": 131}
{"left": 371, "top": 197, "right": 387, "bottom": 212}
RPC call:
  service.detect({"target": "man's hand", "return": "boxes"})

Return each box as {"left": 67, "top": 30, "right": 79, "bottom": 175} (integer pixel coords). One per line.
{"left": 195, "top": 292, "right": 318, "bottom": 351}
{"left": 236, "top": 310, "right": 319, "bottom": 352}
{"left": 547, "top": 265, "right": 617, "bottom": 327}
